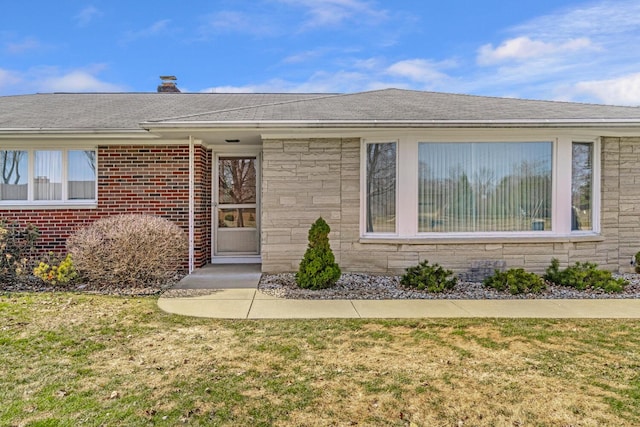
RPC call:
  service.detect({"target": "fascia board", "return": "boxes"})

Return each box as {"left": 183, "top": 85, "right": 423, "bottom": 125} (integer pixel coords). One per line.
{"left": 0, "top": 128, "right": 153, "bottom": 138}
{"left": 141, "top": 119, "right": 640, "bottom": 130}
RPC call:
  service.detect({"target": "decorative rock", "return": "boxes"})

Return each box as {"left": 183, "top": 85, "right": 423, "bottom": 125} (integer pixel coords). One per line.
{"left": 258, "top": 272, "right": 640, "bottom": 300}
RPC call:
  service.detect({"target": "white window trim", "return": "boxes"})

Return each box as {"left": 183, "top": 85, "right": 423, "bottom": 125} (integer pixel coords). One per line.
{"left": 0, "top": 147, "right": 97, "bottom": 208}
{"left": 360, "top": 135, "right": 601, "bottom": 240}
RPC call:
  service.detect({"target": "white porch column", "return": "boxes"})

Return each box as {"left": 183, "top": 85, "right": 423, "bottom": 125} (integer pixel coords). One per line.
{"left": 188, "top": 136, "right": 195, "bottom": 273}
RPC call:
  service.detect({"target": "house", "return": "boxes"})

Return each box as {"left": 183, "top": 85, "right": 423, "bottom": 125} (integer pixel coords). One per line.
{"left": 2, "top": 84, "right": 640, "bottom": 277}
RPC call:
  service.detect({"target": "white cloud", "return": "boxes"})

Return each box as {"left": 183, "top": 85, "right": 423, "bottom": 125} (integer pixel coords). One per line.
{"left": 386, "top": 59, "right": 454, "bottom": 87}
{"left": 282, "top": 48, "right": 327, "bottom": 64}
{"left": 276, "top": 0, "right": 387, "bottom": 28}
{"left": 205, "top": 11, "right": 250, "bottom": 31}
{"left": 200, "top": 11, "right": 278, "bottom": 37}
{"left": 461, "top": 1, "right": 640, "bottom": 102}
{"left": 201, "top": 66, "right": 412, "bottom": 94}
{"left": 571, "top": 73, "right": 640, "bottom": 106}
{"left": 352, "top": 57, "right": 384, "bottom": 70}
{"left": 199, "top": 0, "right": 640, "bottom": 104}
{"left": 0, "top": 65, "right": 126, "bottom": 95}
{"left": 477, "top": 36, "right": 596, "bottom": 65}
{"left": 200, "top": 55, "right": 454, "bottom": 94}
{"left": 512, "top": 0, "right": 640, "bottom": 40}
{"left": 200, "top": 80, "right": 288, "bottom": 93}
{"left": 122, "top": 20, "right": 171, "bottom": 42}
{"left": 5, "top": 37, "right": 42, "bottom": 54}
{"left": 0, "top": 68, "right": 23, "bottom": 90}
{"left": 38, "top": 70, "right": 124, "bottom": 93}
{"left": 201, "top": 70, "right": 374, "bottom": 94}
{"left": 75, "top": 6, "right": 102, "bottom": 27}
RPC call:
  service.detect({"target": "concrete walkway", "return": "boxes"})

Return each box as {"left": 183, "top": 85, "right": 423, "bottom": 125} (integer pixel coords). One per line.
{"left": 158, "top": 264, "right": 640, "bottom": 319}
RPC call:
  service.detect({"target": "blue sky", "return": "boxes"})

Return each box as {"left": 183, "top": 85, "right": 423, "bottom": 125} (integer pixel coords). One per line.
{"left": 1, "top": 0, "right": 640, "bottom": 105}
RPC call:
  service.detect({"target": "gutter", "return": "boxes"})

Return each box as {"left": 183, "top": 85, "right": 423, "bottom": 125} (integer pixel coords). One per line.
{"left": 0, "top": 128, "right": 155, "bottom": 138}
{"left": 140, "top": 118, "right": 640, "bottom": 130}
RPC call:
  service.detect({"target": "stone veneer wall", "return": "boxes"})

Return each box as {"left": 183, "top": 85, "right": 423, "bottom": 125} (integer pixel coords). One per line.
{"left": 261, "top": 138, "right": 355, "bottom": 271}
{"left": 261, "top": 136, "right": 640, "bottom": 275}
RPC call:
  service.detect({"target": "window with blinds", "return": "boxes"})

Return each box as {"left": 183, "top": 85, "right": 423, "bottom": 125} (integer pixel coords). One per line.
{"left": 361, "top": 137, "right": 598, "bottom": 238}
{"left": 418, "top": 142, "right": 552, "bottom": 233}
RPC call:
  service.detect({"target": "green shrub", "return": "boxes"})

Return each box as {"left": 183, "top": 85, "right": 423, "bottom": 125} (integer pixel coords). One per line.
{"left": 67, "top": 214, "right": 187, "bottom": 287}
{"left": 0, "top": 220, "right": 39, "bottom": 284}
{"left": 483, "top": 268, "right": 546, "bottom": 295}
{"left": 634, "top": 251, "right": 640, "bottom": 274}
{"left": 296, "top": 217, "right": 341, "bottom": 290}
{"left": 400, "top": 260, "right": 457, "bottom": 292}
{"left": 544, "top": 258, "right": 627, "bottom": 293}
{"left": 33, "top": 252, "right": 78, "bottom": 286}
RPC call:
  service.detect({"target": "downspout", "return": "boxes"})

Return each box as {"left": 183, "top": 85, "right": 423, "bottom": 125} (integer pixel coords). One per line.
{"left": 188, "top": 136, "right": 195, "bottom": 273}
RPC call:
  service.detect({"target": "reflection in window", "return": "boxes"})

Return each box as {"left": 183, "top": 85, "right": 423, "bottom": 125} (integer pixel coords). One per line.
{"left": 218, "top": 208, "right": 257, "bottom": 228}
{"left": 418, "top": 142, "right": 552, "bottom": 232}
{"left": 0, "top": 150, "right": 28, "bottom": 201}
{"left": 366, "top": 143, "right": 396, "bottom": 233}
{"left": 572, "top": 142, "right": 593, "bottom": 231}
{"left": 218, "top": 157, "right": 256, "bottom": 205}
{"left": 68, "top": 150, "right": 96, "bottom": 200}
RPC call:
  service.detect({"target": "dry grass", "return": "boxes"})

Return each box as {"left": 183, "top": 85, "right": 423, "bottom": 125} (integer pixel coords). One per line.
{"left": 1, "top": 292, "right": 639, "bottom": 426}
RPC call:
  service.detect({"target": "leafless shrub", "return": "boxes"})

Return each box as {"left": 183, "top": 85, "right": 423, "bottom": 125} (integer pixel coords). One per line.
{"left": 67, "top": 214, "right": 187, "bottom": 287}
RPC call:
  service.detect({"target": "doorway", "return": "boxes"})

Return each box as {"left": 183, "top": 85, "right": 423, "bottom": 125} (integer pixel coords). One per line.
{"left": 213, "top": 155, "right": 260, "bottom": 259}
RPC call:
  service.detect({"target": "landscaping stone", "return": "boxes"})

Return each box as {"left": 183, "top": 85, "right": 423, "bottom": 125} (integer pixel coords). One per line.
{"left": 259, "top": 272, "right": 640, "bottom": 300}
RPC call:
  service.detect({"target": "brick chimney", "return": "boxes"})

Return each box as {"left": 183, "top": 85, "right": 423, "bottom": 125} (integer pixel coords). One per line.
{"left": 157, "top": 75, "right": 180, "bottom": 93}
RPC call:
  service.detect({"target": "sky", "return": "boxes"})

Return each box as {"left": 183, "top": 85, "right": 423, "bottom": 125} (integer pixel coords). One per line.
{"left": 1, "top": 0, "right": 640, "bottom": 105}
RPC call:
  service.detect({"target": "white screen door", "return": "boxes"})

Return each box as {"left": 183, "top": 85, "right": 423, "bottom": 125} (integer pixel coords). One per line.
{"left": 215, "top": 156, "right": 259, "bottom": 256}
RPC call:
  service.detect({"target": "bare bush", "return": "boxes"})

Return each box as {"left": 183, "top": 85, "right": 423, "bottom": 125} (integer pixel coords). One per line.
{"left": 67, "top": 214, "right": 187, "bottom": 287}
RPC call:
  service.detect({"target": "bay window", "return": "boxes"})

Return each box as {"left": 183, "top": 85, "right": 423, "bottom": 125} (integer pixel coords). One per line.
{"left": 362, "top": 137, "right": 598, "bottom": 238}
{"left": 1, "top": 148, "right": 96, "bottom": 205}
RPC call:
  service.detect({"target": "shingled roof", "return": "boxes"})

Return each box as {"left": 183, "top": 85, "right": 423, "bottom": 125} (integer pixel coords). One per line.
{"left": 2, "top": 89, "right": 640, "bottom": 132}
{"left": 0, "top": 92, "right": 325, "bottom": 130}
{"left": 146, "top": 89, "right": 640, "bottom": 125}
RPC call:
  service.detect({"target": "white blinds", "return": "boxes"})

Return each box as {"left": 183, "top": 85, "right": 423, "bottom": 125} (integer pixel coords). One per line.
{"left": 418, "top": 142, "right": 552, "bottom": 233}
{"left": 34, "top": 151, "right": 62, "bottom": 200}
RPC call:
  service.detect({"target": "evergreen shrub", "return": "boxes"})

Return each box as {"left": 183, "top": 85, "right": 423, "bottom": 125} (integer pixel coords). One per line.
{"left": 400, "top": 260, "right": 457, "bottom": 293}
{"left": 544, "top": 258, "right": 627, "bottom": 293}
{"left": 483, "top": 268, "right": 546, "bottom": 295}
{"left": 296, "top": 217, "right": 341, "bottom": 290}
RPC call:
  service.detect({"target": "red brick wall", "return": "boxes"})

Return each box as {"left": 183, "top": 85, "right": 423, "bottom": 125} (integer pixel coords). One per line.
{"left": 1, "top": 144, "right": 212, "bottom": 267}
{"left": 194, "top": 146, "right": 212, "bottom": 267}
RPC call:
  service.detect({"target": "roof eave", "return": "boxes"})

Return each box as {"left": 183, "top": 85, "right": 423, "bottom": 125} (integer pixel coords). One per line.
{"left": 0, "top": 128, "right": 154, "bottom": 139}
{"left": 141, "top": 119, "right": 640, "bottom": 130}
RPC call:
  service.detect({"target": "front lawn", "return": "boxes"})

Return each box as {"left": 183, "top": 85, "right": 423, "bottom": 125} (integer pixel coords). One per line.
{"left": 1, "top": 292, "right": 639, "bottom": 426}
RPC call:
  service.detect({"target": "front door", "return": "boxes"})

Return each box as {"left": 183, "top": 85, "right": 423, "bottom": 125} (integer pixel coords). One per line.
{"left": 214, "top": 155, "right": 259, "bottom": 257}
